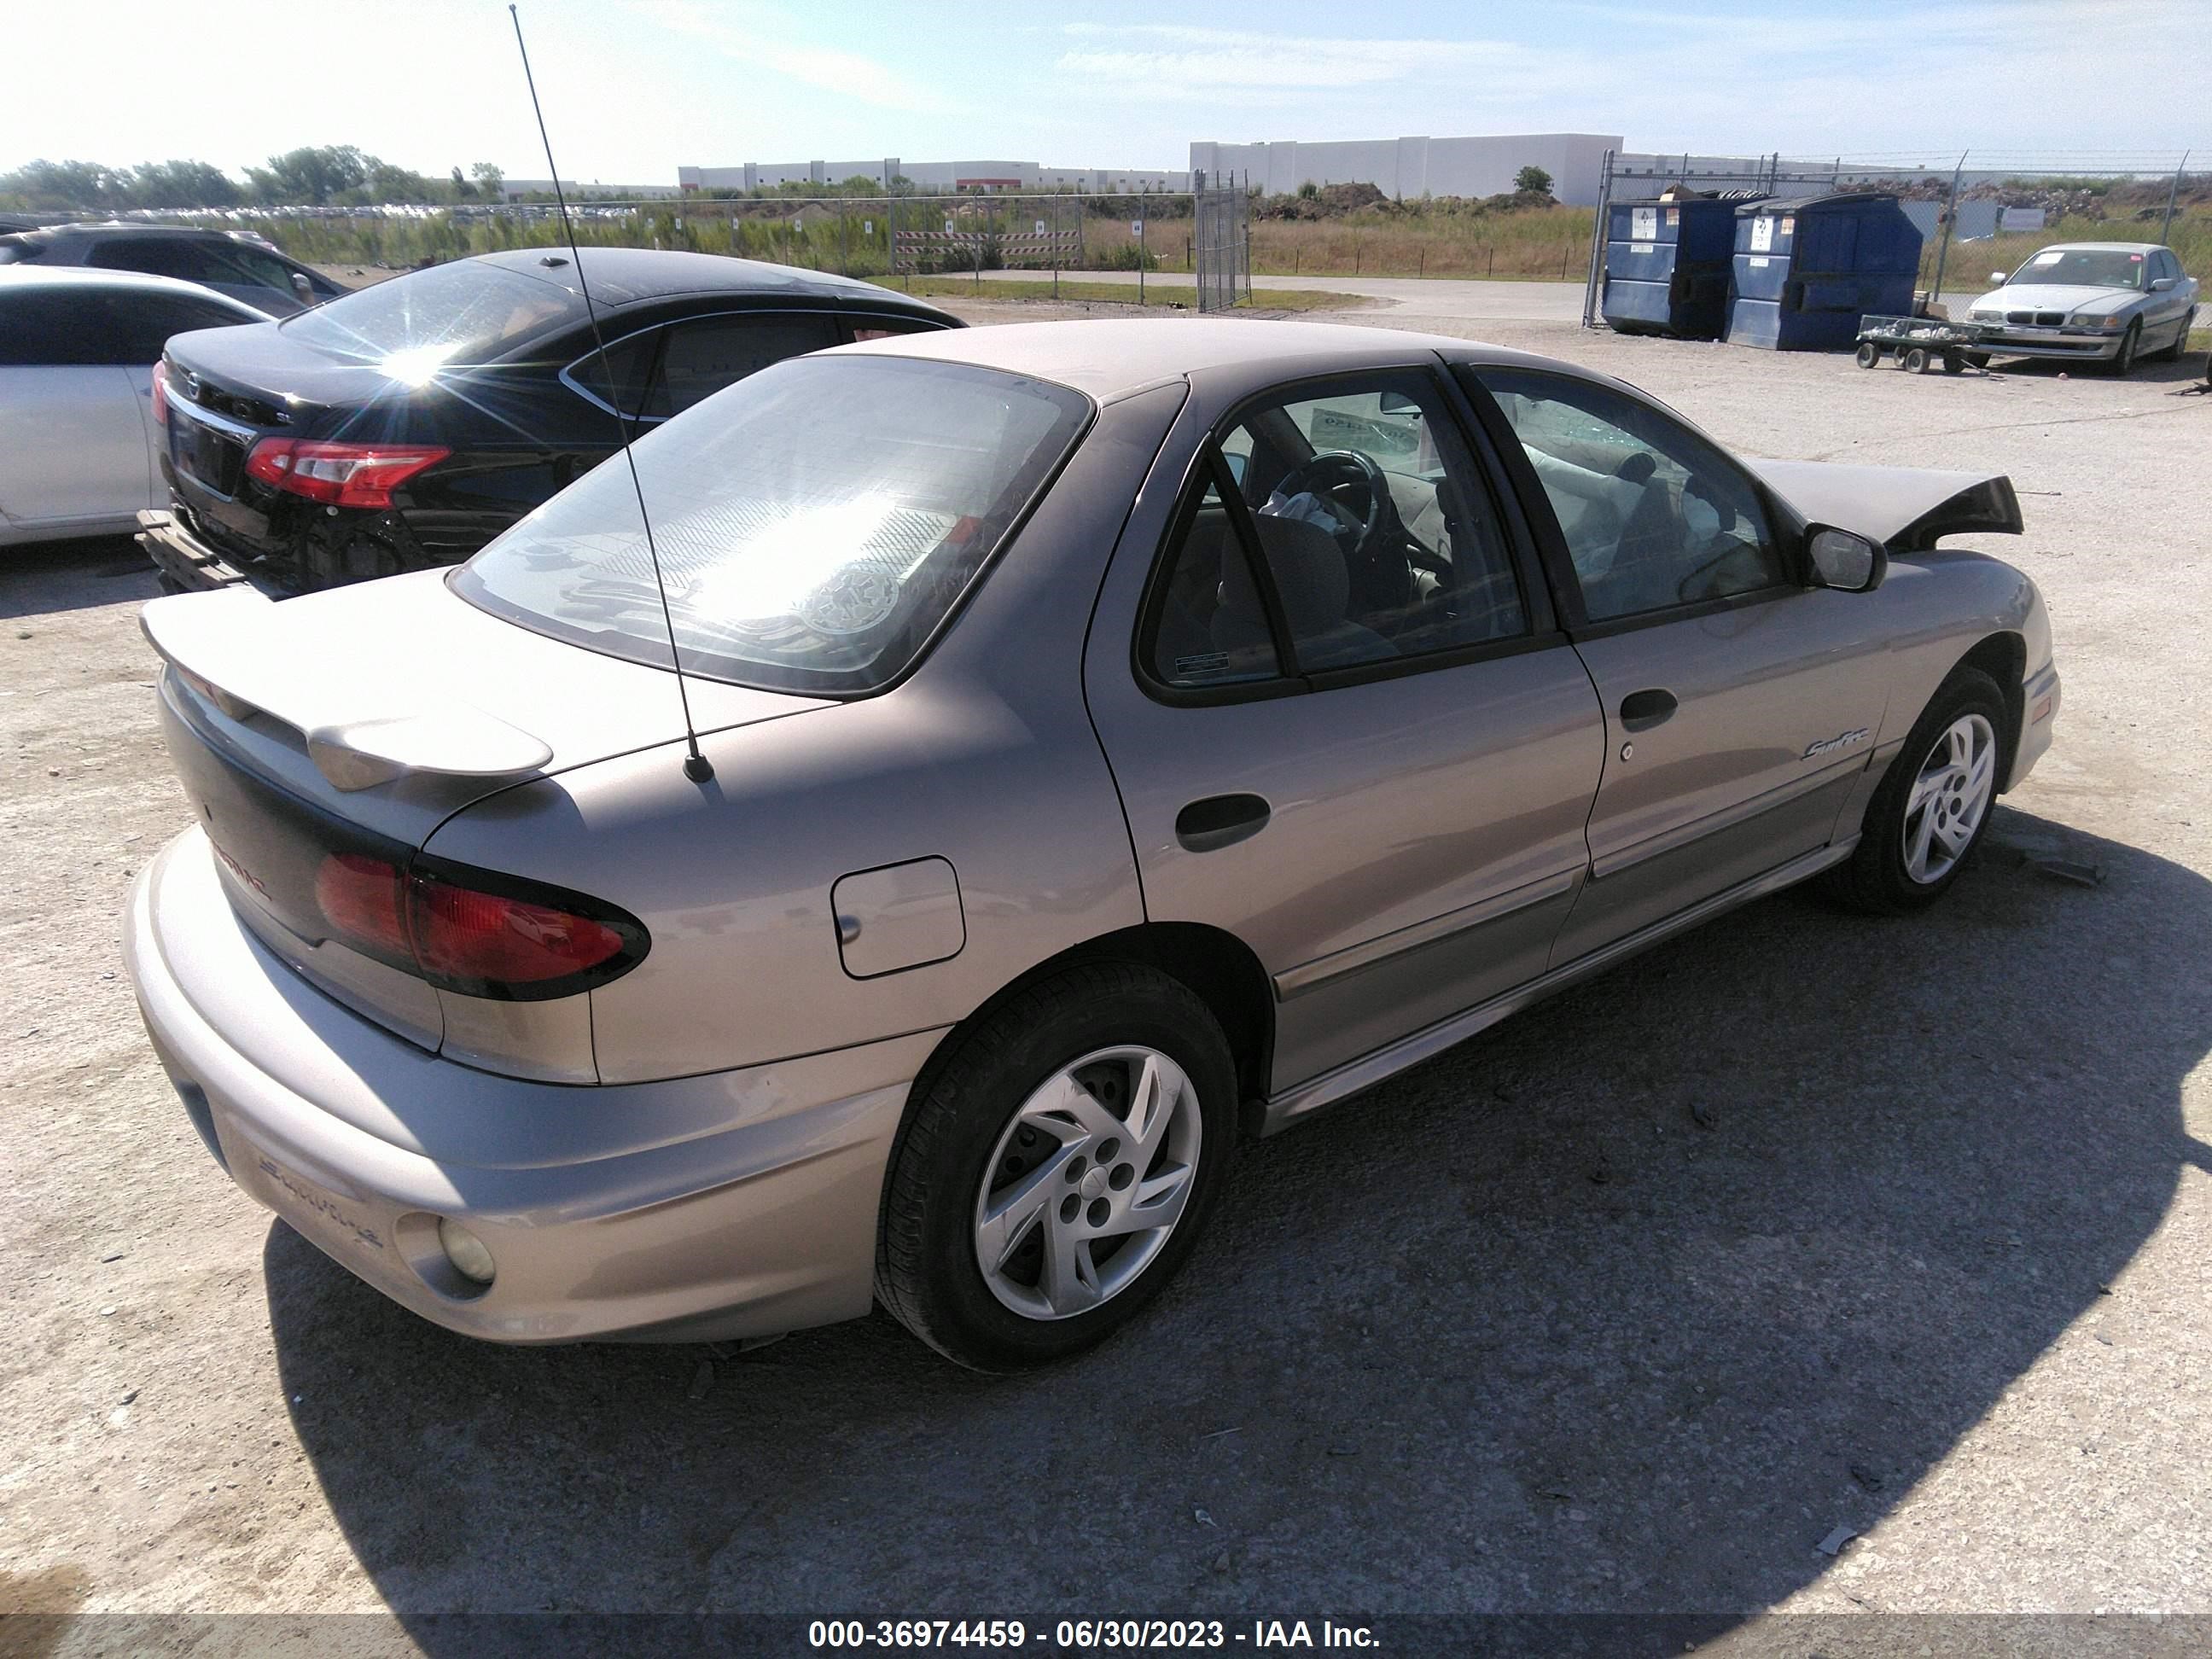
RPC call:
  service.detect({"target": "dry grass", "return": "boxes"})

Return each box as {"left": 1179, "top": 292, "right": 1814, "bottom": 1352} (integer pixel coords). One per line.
{"left": 897, "top": 276, "right": 1361, "bottom": 311}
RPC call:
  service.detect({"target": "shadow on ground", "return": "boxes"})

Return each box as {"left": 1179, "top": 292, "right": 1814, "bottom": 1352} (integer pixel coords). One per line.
{"left": 0, "top": 537, "right": 158, "bottom": 620}
{"left": 262, "top": 807, "right": 2209, "bottom": 1622}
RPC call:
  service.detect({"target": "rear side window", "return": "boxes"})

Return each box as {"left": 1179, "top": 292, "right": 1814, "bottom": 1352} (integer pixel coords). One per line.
{"left": 0, "top": 288, "right": 244, "bottom": 364}
{"left": 86, "top": 239, "right": 217, "bottom": 282}
{"left": 455, "top": 354, "right": 1091, "bottom": 694}
{"left": 0, "top": 290, "right": 117, "bottom": 364}
{"left": 566, "top": 314, "right": 842, "bottom": 422}
{"left": 661, "top": 316, "right": 837, "bottom": 413}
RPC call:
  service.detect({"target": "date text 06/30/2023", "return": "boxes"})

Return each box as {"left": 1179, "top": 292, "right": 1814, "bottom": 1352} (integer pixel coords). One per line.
{"left": 806, "top": 1620, "right": 1381, "bottom": 1649}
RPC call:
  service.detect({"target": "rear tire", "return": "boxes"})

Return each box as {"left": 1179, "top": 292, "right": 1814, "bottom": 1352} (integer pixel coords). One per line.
{"left": 1903, "top": 346, "right": 1930, "bottom": 374}
{"left": 2151, "top": 309, "right": 2191, "bottom": 363}
{"left": 1855, "top": 341, "right": 1881, "bottom": 369}
{"left": 1825, "top": 667, "right": 2007, "bottom": 915}
{"left": 876, "top": 963, "right": 1238, "bottom": 1371}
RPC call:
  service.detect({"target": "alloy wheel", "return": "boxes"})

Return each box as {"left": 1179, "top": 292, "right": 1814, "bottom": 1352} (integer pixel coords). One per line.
{"left": 972, "top": 1045, "right": 1203, "bottom": 1321}
{"left": 1901, "top": 712, "right": 1996, "bottom": 885}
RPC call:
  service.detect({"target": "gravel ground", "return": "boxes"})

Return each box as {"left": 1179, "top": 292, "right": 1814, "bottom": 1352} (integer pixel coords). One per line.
{"left": 3, "top": 293, "right": 2209, "bottom": 1648}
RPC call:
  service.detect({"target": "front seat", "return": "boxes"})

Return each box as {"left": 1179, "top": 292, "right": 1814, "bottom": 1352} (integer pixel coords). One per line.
{"left": 1213, "top": 513, "right": 1394, "bottom": 672}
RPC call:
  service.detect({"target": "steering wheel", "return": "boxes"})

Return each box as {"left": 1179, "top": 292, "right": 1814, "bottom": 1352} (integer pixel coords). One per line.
{"left": 1272, "top": 449, "right": 1398, "bottom": 560}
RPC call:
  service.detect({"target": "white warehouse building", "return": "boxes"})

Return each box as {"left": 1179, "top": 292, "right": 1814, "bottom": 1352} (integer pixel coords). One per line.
{"left": 1189, "top": 133, "right": 1625, "bottom": 205}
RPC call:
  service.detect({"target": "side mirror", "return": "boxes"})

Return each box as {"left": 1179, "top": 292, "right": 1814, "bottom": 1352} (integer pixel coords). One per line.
{"left": 1807, "top": 526, "right": 1886, "bottom": 593}
{"left": 2149, "top": 276, "right": 2176, "bottom": 293}
{"left": 1988, "top": 270, "right": 2009, "bottom": 284}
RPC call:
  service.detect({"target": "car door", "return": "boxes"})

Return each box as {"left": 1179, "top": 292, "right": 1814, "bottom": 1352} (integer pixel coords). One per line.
{"left": 0, "top": 287, "right": 149, "bottom": 531}
{"left": 1084, "top": 365, "right": 1606, "bottom": 1096}
{"left": 1463, "top": 364, "right": 1892, "bottom": 966}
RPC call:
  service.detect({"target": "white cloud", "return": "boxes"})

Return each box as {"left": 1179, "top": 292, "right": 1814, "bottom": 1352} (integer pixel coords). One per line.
{"left": 631, "top": 0, "right": 960, "bottom": 114}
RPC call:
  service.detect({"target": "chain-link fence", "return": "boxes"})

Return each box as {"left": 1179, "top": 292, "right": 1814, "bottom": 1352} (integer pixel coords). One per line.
{"left": 114, "top": 190, "right": 1252, "bottom": 306}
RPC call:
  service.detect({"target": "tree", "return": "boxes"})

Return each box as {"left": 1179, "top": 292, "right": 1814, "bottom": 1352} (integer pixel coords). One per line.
{"left": 247, "top": 145, "right": 370, "bottom": 206}
{"left": 0, "top": 159, "right": 131, "bottom": 212}
{"left": 1514, "top": 166, "right": 1554, "bottom": 196}
{"left": 127, "top": 160, "right": 241, "bottom": 208}
{"left": 469, "top": 161, "right": 505, "bottom": 200}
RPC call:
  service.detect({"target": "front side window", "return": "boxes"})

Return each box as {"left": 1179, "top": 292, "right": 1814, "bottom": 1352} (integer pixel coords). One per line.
{"left": 1145, "top": 372, "right": 1527, "bottom": 688}
{"left": 1474, "top": 368, "right": 1785, "bottom": 624}
{"left": 455, "top": 355, "right": 1090, "bottom": 694}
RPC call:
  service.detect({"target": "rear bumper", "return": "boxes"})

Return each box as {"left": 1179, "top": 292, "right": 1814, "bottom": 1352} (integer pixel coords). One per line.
{"left": 125, "top": 829, "right": 940, "bottom": 1344}
{"left": 136, "top": 509, "right": 254, "bottom": 594}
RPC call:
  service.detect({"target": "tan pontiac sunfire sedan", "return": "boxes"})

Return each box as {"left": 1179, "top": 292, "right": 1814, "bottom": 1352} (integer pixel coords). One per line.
{"left": 125, "top": 320, "right": 2058, "bottom": 1370}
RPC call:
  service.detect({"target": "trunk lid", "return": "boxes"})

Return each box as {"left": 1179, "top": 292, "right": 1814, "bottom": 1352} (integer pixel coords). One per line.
{"left": 160, "top": 323, "right": 436, "bottom": 566}
{"left": 143, "top": 573, "right": 824, "bottom": 1051}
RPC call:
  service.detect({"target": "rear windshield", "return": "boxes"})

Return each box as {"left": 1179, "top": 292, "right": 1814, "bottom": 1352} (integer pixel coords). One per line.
{"left": 2010, "top": 248, "right": 2149, "bottom": 290}
{"left": 281, "top": 260, "right": 585, "bottom": 370}
{"left": 452, "top": 354, "right": 1091, "bottom": 694}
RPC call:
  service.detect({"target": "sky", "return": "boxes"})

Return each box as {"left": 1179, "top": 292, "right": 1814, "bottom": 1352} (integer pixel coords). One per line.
{"left": 3, "top": 0, "right": 2204, "bottom": 186}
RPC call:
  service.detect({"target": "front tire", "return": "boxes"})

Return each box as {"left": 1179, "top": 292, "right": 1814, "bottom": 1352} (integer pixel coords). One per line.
{"left": 876, "top": 963, "right": 1238, "bottom": 1371}
{"left": 1825, "top": 667, "right": 2006, "bottom": 914}
{"left": 2110, "top": 320, "right": 2141, "bottom": 376}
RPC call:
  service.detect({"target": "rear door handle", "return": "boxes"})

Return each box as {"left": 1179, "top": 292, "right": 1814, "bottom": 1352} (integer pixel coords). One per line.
{"left": 1175, "top": 793, "right": 1271, "bottom": 853}
{"left": 1619, "top": 688, "right": 1678, "bottom": 732}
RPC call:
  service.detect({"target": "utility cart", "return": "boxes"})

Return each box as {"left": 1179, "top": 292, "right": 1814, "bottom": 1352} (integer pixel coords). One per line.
{"left": 1854, "top": 313, "right": 2001, "bottom": 374}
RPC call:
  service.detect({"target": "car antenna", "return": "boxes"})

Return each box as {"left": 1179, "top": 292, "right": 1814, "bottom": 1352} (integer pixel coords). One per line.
{"left": 508, "top": 3, "right": 713, "bottom": 783}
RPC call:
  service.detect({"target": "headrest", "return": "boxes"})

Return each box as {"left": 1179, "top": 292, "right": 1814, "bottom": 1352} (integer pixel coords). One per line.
{"left": 1220, "top": 513, "right": 1351, "bottom": 637}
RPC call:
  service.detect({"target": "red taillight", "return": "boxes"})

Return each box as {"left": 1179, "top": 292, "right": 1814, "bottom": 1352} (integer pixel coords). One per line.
{"left": 243, "top": 439, "right": 451, "bottom": 509}
{"left": 314, "top": 853, "right": 411, "bottom": 958}
{"left": 151, "top": 360, "right": 171, "bottom": 427}
{"left": 313, "top": 853, "right": 638, "bottom": 998}
{"left": 412, "top": 875, "right": 629, "bottom": 987}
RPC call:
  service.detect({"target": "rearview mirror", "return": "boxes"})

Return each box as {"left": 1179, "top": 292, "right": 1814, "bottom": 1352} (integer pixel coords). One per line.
{"left": 291, "top": 271, "right": 316, "bottom": 301}
{"left": 1807, "top": 527, "right": 1886, "bottom": 593}
{"left": 1377, "top": 390, "right": 1418, "bottom": 414}
{"left": 1988, "top": 270, "right": 2009, "bottom": 284}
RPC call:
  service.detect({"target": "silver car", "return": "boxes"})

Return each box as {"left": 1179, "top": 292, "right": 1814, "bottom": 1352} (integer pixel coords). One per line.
{"left": 1965, "top": 241, "right": 2197, "bottom": 375}
{"left": 0, "top": 268, "right": 261, "bottom": 548}
{"left": 125, "top": 320, "right": 2060, "bottom": 1370}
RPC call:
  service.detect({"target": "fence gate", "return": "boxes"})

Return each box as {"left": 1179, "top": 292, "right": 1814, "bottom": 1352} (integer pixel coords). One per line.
{"left": 1193, "top": 170, "right": 1249, "bottom": 312}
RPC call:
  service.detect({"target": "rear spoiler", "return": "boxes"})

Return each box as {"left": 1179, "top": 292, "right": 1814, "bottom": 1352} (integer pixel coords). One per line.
{"left": 141, "top": 587, "right": 552, "bottom": 792}
{"left": 1743, "top": 459, "right": 2024, "bottom": 551}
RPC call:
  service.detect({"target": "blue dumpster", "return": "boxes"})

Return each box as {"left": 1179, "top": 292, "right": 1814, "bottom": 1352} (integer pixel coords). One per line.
{"left": 1602, "top": 197, "right": 1743, "bottom": 339}
{"left": 1725, "top": 194, "right": 1923, "bottom": 351}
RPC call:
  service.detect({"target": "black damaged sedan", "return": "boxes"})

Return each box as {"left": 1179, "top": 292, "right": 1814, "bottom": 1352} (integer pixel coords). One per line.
{"left": 142, "top": 247, "right": 957, "bottom": 594}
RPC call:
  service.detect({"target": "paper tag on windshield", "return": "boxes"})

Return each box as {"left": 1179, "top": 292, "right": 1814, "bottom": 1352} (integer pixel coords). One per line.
{"left": 2033, "top": 250, "right": 2064, "bottom": 266}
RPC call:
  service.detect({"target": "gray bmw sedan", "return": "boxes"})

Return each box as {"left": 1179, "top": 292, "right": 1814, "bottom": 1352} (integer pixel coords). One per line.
{"left": 125, "top": 320, "right": 2058, "bottom": 1369}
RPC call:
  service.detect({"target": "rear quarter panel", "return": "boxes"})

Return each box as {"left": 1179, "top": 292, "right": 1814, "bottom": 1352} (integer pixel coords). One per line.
{"left": 422, "top": 381, "right": 1188, "bottom": 1084}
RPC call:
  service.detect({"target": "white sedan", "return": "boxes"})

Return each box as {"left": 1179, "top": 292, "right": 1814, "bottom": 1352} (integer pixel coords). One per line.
{"left": 1965, "top": 242, "right": 2198, "bottom": 375}
{"left": 0, "top": 268, "right": 263, "bottom": 548}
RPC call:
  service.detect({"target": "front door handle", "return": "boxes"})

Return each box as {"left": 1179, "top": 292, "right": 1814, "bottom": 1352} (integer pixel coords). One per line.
{"left": 1175, "top": 793, "right": 1271, "bottom": 853}
{"left": 1619, "top": 688, "right": 1678, "bottom": 732}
